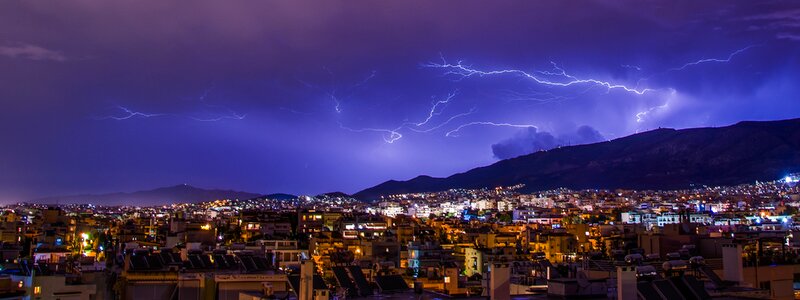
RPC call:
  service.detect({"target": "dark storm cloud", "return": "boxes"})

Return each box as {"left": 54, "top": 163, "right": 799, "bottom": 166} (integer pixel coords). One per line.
{"left": 0, "top": 0, "right": 798, "bottom": 201}
{"left": 491, "top": 126, "right": 606, "bottom": 159}
{"left": 492, "top": 128, "right": 559, "bottom": 160}
{"left": 572, "top": 126, "right": 606, "bottom": 145}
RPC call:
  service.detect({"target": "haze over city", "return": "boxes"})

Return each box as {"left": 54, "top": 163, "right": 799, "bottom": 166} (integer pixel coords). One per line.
{"left": 2, "top": 1, "right": 799, "bottom": 201}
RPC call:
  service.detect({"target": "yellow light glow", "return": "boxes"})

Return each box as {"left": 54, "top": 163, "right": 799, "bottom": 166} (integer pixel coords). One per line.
{"left": 200, "top": 224, "right": 211, "bottom": 230}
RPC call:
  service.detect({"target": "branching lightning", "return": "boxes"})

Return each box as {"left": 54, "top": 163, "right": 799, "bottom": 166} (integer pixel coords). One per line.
{"left": 422, "top": 56, "right": 651, "bottom": 95}
{"left": 445, "top": 122, "right": 538, "bottom": 137}
{"left": 330, "top": 93, "right": 342, "bottom": 114}
{"left": 415, "top": 90, "right": 458, "bottom": 127}
{"left": 194, "top": 93, "right": 248, "bottom": 121}
{"left": 95, "top": 88, "right": 247, "bottom": 122}
{"left": 338, "top": 122, "right": 404, "bottom": 143}
{"left": 635, "top": 103, "right": 669, "bottom": 123}
{"left": 352, "top": 70, "right": 377, "bottom": 89}
{"left": 420, "top": 46, "right": 752, "bottom": 139}
{"left": 668, "top": 45, "right": 757, "bottom": 71}
{"left": 317, "top": 70, "right": 378, "bottom": 114}
{"left": 416, "top": 57, "right": 645, "bottom": 138}
{"left": 94, "top": 106, "right": 164, "bottom": 120}
{"left": 335, "top": 45, "right": 755, "bottom": 143}
{"left": 189, "top": 112, "right": 247, "bottom": 122}
{"left": 634, "top": 89, "right": 676, "bottom": 123}
{"left": 343, "top": 104, "right": 475, "bottom": 143}
{"left": 408, "top": 107, "right": 476, "bottom": 133}
{"left": 338, "top": 90, "right": 474, "bottom": 143}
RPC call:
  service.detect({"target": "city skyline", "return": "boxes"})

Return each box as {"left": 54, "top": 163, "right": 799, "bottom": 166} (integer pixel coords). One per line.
{"left": 2, "top": 1, "right": 799, "bottom": 201}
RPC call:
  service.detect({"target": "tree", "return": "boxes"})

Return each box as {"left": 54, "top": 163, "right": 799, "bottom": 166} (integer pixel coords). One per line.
{"left": 784, "top": 205, "right": 798, "bottom": 216}
{"left": 498, "top": 213, "right": 513, "bottom": 223}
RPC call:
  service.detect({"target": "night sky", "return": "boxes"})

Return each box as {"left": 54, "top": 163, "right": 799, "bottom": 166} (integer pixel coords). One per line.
{"left": 1, "top": 1, "right": 799, "bottom": 201}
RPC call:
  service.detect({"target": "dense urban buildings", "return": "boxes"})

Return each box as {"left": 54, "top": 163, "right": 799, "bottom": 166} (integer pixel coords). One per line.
{"left": 0, "top": 175, "right": 796, "bottom": 299}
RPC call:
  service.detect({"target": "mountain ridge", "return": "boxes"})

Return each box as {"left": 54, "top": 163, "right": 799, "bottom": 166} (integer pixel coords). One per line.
{"left": 354, "top": 118, "right": 800, "bottom": 200}
{"left": 33, "top": 184, "right": 262, "bottom": 206}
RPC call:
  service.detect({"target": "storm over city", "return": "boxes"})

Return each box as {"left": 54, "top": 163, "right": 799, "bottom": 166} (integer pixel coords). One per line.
{"left": 1, "top": 1, "right": 799, "bottom": 200}
{"left": 3, "top": 2, "right": 800, "bottom": 300}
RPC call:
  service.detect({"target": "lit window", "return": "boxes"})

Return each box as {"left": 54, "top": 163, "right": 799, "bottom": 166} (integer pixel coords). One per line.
{"left": 34, "top": 286, "right": 41, "bottom": 295}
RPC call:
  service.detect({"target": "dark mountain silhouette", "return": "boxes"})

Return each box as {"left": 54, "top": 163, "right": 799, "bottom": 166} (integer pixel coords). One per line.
{"left": 34, "top": 184, "right": 261, "bottom": 206}
{"left": 355, "top": 118, "right": 800, "bottom": 200}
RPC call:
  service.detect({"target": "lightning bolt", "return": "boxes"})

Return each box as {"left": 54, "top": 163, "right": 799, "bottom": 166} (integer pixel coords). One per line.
{"left": 634, "top": 89, "right": 675, "bottom": 123}
{"left": 95, "top": 88, "right": 247, "bottom": 122}
{"left": 94, "top": 106, "right": 164, "bottom": 120}
{"left": 339, "top": 90, "right": 473, "bottom": 143}
{"left": 635, "top": 104, "right": 668, "bottom": 123}
{"left": 302, "top": 68, "right": 416, "bottom": 143}
{"left": 338, "top": 122, "right": 403, "bottom": 143}
{"left": 352, "top": 70, "right": 377, "bottom": 89}
{"left": 330, "top": 93, "right": 342, "bottom": 113}
{"left": 189, "top": 112, "right": 247, "bottom": 122}
{"left": 334, "top": 46, "right": 756, "bottom": 143}
{"left": 445, "top": 122, "right": 538, "bottom": 137}
{"left": 415, "top": 90, "right": 458, "bottom": 127}
{"left": 191, "top": 88, "right": 248, "bottom": 121}
{"left": 408, "top": 107, "right": 476, "bottom": 133}
{"left": 634, "top": 45, "right": 757, "bottom": 92}
{"left": 422, "top": 56, "right": 651, "bottom": 95}
{"left": 320, "top": 70, "right": 377, "bottom": 114}
{"left": 668, "top": 45, "right": 757, "bottom": 71}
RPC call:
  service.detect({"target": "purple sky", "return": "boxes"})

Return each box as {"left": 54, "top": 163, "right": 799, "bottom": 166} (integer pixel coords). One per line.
{"left": 1, "top": 1, "right": 799, "bottom": 201}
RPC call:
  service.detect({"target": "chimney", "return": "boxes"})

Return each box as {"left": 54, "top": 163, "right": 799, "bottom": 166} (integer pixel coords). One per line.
{"left": 616, "top": 266, "right": 637, "bottom": 300}
{"left": 722, "top": 243, "right": 744, "bottom": 283}
{"left": 490, "top": 262, "right": 510, "bottom": 300}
